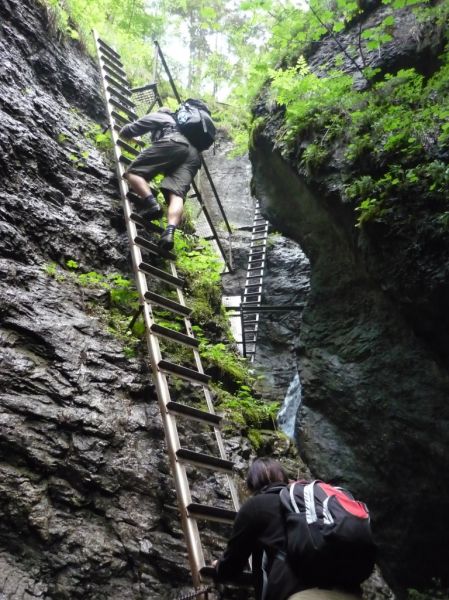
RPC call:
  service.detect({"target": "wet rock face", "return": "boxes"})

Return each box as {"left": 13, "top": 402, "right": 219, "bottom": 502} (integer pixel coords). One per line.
{"left": 255, "top": 237, "right": 310, "bottom": 397}
{"left": 250, "top": 6, "right": 449, "bottom": 594}
{"left": 0, "top": 1, "right": 238, "bottom": 598}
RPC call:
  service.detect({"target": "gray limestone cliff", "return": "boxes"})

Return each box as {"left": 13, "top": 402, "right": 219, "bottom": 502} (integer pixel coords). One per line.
{"left": 0, "top": 1, "right": 261, "bottom": 598}
{"left": 250, "top": 2, "right": 449, "bottom": 597}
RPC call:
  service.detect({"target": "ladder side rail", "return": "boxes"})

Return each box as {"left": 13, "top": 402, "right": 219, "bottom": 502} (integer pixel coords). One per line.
{"left": 94, "top": 31, "right": 206, "bottom": 587}
{"left": 191, "top": 180, "right": 233, "bottom": 273}
{"left": 200, "top": 158, "right": 233, "bottom": 235}
{"left": 241, "top": 200, "right": 269, "bottom": 362}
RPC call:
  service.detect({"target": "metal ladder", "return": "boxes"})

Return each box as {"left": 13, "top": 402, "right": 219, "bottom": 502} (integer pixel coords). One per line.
{"left": 241, "top": 201, "right": 269, "bottom": 362}
{"left": 93, "top": 33, "right": 240, "bottom": 590}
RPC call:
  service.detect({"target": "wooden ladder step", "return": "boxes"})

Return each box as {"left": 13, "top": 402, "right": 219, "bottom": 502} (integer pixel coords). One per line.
{"left": 111, "top": 109, "right": 131, "bottom": 127}
{"left": 176, "top": 448, "right": 234, "bottom": 474}
{"left": 134, "top": 235, "right": 175, "bottom": 260}
{"left": 107, "top": 85, "right": 135, "bottom": 109}
{"left": 144, "top": 291, "right": 192, "bottom": 317}
{"left": 186, "top": 503, "right": 236, "bottom": 524}
{"left": 100, "top": 48, "right": 124, "bottom": 69}
{"left": 109, "top": 98, "right": 138, "bottom": 121}
{"left": 158, "top": 360, "right": 210, "bottom": 385}
{"left": 150, "top": 323, "right": 199, "bottom": 348}
{"left": 100, "top": 55, "right": 128, "bottom": 79}
{"left": 166, "top": 401, "right": 221, "bottom": 426}
{"left": 247, "top": 267, "right": 264, "bottom": 274}
{"left": 245, "top": 274, "right": 263, "bottom": 280}
{"left": 130, "top": 213, "right": 164, "bottom": 234}
{"left": 245, "top": 284, "right": 262, "bottom": 292}
{"left": 117, "top": 139, "right": 139, "bottom": 156}
{"left": 98, "top": 38, "right": 121, "bottom": 60}
{"left": 105, "top": 74, "right": 130, "bottom": 96}
{"left": 103, "top": 65, "right": 130, "bottom": 89}
{"left": 139, "top": 261, "right": 184, "bottom": 288}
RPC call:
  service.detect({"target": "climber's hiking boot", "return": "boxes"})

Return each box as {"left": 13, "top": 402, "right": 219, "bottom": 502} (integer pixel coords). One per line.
{"left": 158, "top": 226, "right": 175, "bottom": 251}
{"left": 141, "top": 203, "right": 163, "bottom": 221}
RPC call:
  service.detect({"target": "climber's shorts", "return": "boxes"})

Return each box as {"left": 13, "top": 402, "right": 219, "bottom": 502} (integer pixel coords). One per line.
{"left": 126, "top": 138, "right": 201, "bottom": 200}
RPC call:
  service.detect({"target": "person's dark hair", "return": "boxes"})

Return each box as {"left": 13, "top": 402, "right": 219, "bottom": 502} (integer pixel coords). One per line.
{"left": 246, "top": 457, "right": 288, "bottom": 493}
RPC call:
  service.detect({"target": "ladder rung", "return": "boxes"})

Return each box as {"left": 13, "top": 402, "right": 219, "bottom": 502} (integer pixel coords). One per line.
{"left": 109, "top": 98, "right": 138, "bottom": 121}
{"left": 103, "top": 65, "right": 130, "bottom": 89}
{"left": 130, "top": 212, "right": 164, "bottom": 234}
{"left": 166, "top": 402, "right": 221, "bottom": 426}
{"left": 158, "top": 360, "right": 210, "bottom": 385}
{"left": 139, "top": 261, "right": 184, "bottom": 288}
{"left": 119, "top": 154, "right": 132, "bottom": 165}
{"left": 100, "top": 47, "right": 124, "bottom": 69}
{"left": 134, "top": 235, "right": 176, "bottom": 260}
{"left": 111, "top": 110, "right": 131, "bottom": 127}
{"left": 176, "top": 449, "right": 234, "bottom": 474}
{"left": 245, "top": 274, "right": 263, "bottom": 281}
{"left": 150, "top": 323, "right": 199, "bottom": 348}
{"left": 251, "top": 235, "right": 268, "bottom": 242}
{"left": 100, "top": 55, "right": 127, "bottom": 79}
{"left": 103, "top": 64, "right": 129, "bottom": 88}
{"left": 117, "top": 139, "right": 139, "bottom": 156}
{"left": 107, "top": 86, "right": 135, "bottom": 109}
{"left": 98, "top": 38, "right": 121, "bottom": 60}
{"left": 253, "top": 225, "right": 268, "bottom": 232}
{"left": 144, "top": 291, "right": 192, "bottom": 317}
{"left": 186, "top": 503, "right": 236, "bottom": 524}
{"left": 106, "top": 75, "right": 131, "bottom": 98}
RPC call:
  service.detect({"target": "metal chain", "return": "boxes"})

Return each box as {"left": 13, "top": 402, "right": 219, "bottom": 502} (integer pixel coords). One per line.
{"left": 175, "top": 585, "right": 213, "bottom": 600}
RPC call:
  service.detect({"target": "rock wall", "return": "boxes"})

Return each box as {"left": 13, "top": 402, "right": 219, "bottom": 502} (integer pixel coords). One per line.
{"left": 250, "top": 4, "right": 449, "bottom": 597}
{"left": 0, "top": 1, "right": 252, "bottom": 598}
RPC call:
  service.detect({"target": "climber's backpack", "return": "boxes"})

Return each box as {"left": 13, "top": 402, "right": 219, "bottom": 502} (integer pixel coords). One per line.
{"left": 175, "top": 98, "right": 216, "bottom": 152}
{"left": 280, "top": 480, "right": 376, "bottom": 587}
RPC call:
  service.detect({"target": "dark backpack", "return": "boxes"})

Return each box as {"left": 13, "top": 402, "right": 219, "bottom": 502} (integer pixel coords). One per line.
{"left": 280, "top": 480, "right": 376, "bottom": 587}
{"left": 175, "top": 99, "right": 216, "bottom": 152}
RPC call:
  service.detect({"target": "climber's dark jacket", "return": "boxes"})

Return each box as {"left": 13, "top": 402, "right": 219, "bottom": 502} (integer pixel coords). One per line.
{"left": 216, "top": 482, "right": 306, "bottom": 600}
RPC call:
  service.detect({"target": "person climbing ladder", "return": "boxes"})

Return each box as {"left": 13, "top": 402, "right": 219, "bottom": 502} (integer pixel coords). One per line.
{"left": 119, "top": 100, "right": 214, "bottom": 251}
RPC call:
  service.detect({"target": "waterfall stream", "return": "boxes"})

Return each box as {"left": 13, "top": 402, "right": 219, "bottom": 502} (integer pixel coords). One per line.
{"left": 277, "top": 371, "right": 302, "bottom": 438}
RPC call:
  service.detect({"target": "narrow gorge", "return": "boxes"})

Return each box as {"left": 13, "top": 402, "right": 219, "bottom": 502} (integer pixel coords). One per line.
{"left": 1, "top": 0, "right": 449, "bottom": 599}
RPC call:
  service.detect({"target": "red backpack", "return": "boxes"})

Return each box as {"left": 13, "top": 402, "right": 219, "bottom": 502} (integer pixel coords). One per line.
{"left": 279, "top": 480, "right": 376, "bottom": 587}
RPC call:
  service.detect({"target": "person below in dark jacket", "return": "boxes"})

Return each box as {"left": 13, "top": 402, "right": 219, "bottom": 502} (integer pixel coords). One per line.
{"left": 214, "top": 458, "right": 363, "bottom": 600}
{"left": 119, "top": 107, "right": 201, "bottom": 251}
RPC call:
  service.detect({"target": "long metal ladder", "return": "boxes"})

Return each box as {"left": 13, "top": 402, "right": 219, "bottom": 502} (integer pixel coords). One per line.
{"left": 241, "top": 201, "right": 269, "bottom": 362}
{"left": 93, "top": 33, "right": 240, "bottom": 590}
